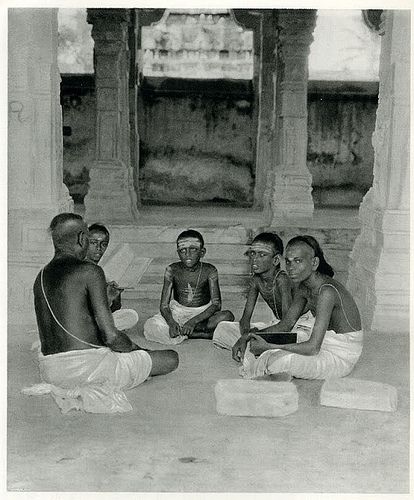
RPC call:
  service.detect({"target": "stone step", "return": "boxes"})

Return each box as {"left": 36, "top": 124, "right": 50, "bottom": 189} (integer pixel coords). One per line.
{"left": 146, "top": 257, "right": 250, "bottom": 275}
{"left": 143, "top": 249, "right": 351, "bottom": 275}
{"left": 126, "top": 242, "right": 250, "bottom": 260}
{"left": 123, "top": 283, "right": 249, "bottom": 301}
{"left": 139, "top": 272, "right": 250, "bottom": 287}
{"left": 107, "top": 224, "right": 360, "bottom": 248}
{"left": 108, "top": 225, "right": 250, "bottom": 244}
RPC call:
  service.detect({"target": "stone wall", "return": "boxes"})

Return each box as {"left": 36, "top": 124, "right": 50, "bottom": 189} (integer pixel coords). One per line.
{"left": 138, "top": 77, "right": 254, "bottom": 205}
{"left": 307, "top": 80, "right": 378, "bottom": 207}
{"left": 61, "top": 75, "right": 378, "bottom": 207}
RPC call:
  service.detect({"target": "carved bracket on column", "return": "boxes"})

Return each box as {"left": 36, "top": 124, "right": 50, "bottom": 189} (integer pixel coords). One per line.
{"left": 85, "top": 8, "right": 139, "bottom": 224}
{"left": 232, "top": 9, "right": 262, "bottom": 30}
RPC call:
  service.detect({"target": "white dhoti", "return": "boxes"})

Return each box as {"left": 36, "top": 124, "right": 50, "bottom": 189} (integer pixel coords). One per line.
{"left": 112, "top": 308, "right": 139, "bottom": 331}
{"left": 213, "top": 320, "right": 276, "bottom": 350}
{"left": 22, "top": 347, "right": 152, "bottom": 413}
{"left": 241, "top": 328, "right": 363, "bottom": 380}
{"left": 143, "top": 299, "right": 212, "bottom": 345}
{"left": 212, "top": 310, "right": 315, "bottom": 350}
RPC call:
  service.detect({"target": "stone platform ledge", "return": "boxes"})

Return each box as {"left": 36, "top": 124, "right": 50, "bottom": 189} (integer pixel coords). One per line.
{"left": 107, "top": 225, "right": 251, "bottom": 244}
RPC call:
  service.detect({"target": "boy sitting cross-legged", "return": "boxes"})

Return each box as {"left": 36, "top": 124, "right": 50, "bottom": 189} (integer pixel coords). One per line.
{"left": 143, "top": 230, "right": 234, "bottom": 344}
{"left": 213, "top": 232, "right": 295, "bottom": 358}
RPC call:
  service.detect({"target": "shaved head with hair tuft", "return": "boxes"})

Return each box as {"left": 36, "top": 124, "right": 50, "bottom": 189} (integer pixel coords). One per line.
{"left": 49, "top": 213, "right": 87, "bottom": 252}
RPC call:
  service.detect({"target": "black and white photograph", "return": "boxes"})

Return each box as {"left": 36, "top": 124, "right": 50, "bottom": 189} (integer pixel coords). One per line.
{"left": 5, "top": 0, "right": 411, "bottom": 496}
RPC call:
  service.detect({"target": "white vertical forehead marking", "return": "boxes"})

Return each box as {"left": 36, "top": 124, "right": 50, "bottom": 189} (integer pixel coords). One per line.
{"left": 177, "top": 237, "right": 202, "bottom": 250}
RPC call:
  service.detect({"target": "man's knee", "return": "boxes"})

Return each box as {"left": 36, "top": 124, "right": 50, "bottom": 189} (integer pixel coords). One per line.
{"left": 221, "top": 310, "right": 235, "bottom": 322}
{"left": 149, "top": 349, "right": 179, "bottom": 376}
{"left": 166, "top": 349, "right": 179, "bottom": 372}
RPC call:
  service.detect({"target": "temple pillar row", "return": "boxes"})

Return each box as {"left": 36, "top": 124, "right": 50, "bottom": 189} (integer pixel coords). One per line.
{"left": 267, "top": 9, "right": 316, "bottom": 224}
{"left": 347, "top": 10, "right": 410, "bottom": 332}
{"left": 8, "top": 8, "right": 73, "bottom": 324}
{"left": 84, "top": 9, "right": 139, "bottom": 224}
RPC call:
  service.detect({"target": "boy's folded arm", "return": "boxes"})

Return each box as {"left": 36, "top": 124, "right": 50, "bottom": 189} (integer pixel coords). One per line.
{"left": 276, "top": 272, "right": 293, "bottom": 317}
{"left": 239, "top": 279, "right": 259, "bottom": 334}
{"left": 208, "top": 267, "right": 223, "bottom": 310}
{"left": 159, "top": 273, "right": 175, "bottom": 324}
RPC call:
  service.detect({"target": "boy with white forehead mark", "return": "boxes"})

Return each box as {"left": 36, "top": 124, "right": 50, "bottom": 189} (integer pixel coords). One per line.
{"left": 213, "top": 232, "right": 295, "bottom": 356}
{"left": 144, "top": 230, "right": 235, "bottom": 344}
{"left": 86, "top": 223, "right": 139, "bottom": 332}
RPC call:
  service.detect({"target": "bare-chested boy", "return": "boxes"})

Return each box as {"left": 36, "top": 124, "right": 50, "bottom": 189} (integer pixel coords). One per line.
{"left": 86, "top": 223, "right": 139, "bottom": 331}
{"left": 238, "top": 235, "right": 363, "bottom": 380}
{"left": 29, "top": 213, "right": 178, "bottom": 413}
{"left": 144, "top": 230, "right": 234, "bottom": 344}
{"left": 213, "top": 232, "right": 294, "bottom": 354}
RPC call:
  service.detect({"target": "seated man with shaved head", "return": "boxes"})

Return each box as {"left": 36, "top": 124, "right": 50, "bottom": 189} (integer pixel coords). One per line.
{"left": 26, "top": 213, "right": 178, "bottom": 413}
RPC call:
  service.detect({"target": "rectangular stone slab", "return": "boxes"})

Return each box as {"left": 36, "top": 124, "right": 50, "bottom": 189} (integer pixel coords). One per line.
{"left": 215, "top": 379, "right": 298, "bottom": 417}
{"left": 320, "top": 378, "right": 398, "bottom": 412}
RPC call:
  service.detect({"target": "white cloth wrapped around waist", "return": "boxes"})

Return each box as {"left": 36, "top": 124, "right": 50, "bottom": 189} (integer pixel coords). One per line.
{"left": 241, "top": 328, "right": 363, "bottom": 380}
{"left": 144, "top": 299, "right": 212, "bottom": 345}
{"left": 22, "top": 347, "right": 152, "bottom": 413}
{"left": 212, "top": 310, "right": 315, "bottom": 350}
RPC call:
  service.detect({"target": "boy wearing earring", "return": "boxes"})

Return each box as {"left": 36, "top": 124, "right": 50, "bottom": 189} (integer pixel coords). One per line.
{"left": 213, "top": 232, "right": 293, "bottom": 354}
{"left": 144, "top": 230, "right": 234, "bottom": 344}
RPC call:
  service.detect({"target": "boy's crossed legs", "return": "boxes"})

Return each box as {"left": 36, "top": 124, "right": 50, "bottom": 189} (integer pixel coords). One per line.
{"left": 144, "top": 299, "right": 234, "bottom": 344}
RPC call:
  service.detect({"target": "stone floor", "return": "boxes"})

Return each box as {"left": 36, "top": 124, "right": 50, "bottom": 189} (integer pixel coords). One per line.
{"left": 7, "top": 309, "right": 409, "bottom": 493}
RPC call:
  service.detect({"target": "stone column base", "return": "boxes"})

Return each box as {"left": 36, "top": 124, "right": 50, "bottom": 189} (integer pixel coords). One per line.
{"left": 8, "top": 204, "right": 73, "bottom": 325}
{"left": 347, "top": 197, "right": 409, "bottom": 332}
{"left": 84, "top": 161, "right": 139, "bottom": 224}
{"left": 268, "top": 171, "right": 314, "bottom": 224}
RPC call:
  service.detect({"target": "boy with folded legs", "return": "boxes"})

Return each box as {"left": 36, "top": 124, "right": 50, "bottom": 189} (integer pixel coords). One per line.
{"left": 213, "top": 232, "right": 297, "bottom": 355}
{"left": 144, "top": 230, "right": 234, "bottom": 344}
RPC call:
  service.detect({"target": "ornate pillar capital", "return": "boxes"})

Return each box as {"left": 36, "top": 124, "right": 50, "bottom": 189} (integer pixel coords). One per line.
{"left": 278, "top": 9, "right": 317, "bottom": 49}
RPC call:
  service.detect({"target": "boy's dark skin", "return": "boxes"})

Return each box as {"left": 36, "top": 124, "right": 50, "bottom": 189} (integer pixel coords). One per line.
{"left": 86, "top": 226, "right": 122, "bottom": 312}
{"left": 160, "top": 235, "right": 234, "bottom": 339}
{"left": 33, "top": 214, "right": 178, "bottom": 377}
{"left": 246, "top": 241, "right": 362, "bottom": 358}
{"left": 232, "top": 238, "right": 293, "bottom": 361}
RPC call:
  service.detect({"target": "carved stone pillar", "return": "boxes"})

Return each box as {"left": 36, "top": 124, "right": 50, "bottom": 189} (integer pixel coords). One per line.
{"left": 232, "top": 9, "right": 277, "bottom": 210}
{"left": 347, "top": 11, "right": 409, "bottom": 332}
{"left": 8, "top": 8, "right": 73, "bottom": 324}
{"left": 132, "top": 9, "right": 165, "bottom": 203}
{"left": 267, "top": 9, "right": 316, "bottom": 223}
{"left": 253, "top": 11, "right": 278, "bottom": 209}
{"left": 85, "top": 8, "right": 139, "bottom": 224}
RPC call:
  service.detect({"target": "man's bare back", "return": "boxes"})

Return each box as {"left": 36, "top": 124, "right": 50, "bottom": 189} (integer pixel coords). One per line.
{"left": 33, "top": 213, "right": 178, "bottom": 379}
{"left": 34, "top": 256, "right": 108, "bottom": 355}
